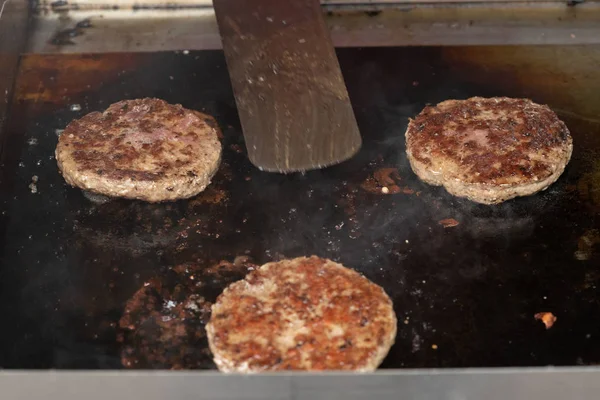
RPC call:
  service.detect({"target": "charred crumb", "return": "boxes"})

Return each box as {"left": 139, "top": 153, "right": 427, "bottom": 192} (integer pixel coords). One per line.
{"left": 361, "top": 167, "right": 417, "bottom": 195}
{"left": 534, "top": 312, "right": 557, "bottom": 329}
{"left": 438, "top": 218, "right": 460, "bottom": 228}
{"left": 29, "top": 176, "right": 39, "bottom": 194}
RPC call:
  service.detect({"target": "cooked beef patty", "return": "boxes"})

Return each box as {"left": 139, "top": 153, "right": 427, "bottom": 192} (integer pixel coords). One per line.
{"left": 206, "top": 256, "right": 397, "bottom": 372}
{"left": 56, "top": 98, "right": 222, "bottom": 202}
{"left": 405, "top": 97, "right": 573, "bottom": 204}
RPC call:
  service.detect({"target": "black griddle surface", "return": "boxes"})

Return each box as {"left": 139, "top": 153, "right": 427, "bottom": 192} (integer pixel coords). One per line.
{"left": 0, "top": 48, "right": 599, "bottom": 369}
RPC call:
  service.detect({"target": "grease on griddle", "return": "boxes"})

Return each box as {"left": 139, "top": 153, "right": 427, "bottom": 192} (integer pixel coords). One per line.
{"left": 117, "top": 258, "right": 257, "bottom": 369}
{"left": 29, "top": 175, "right": 38, "bottom": 194}
{"left": 574, "top": 229, "right": 600, "bottom": 261}
{"left": 361, "top": 167, "right": 417, "bottom": 195}
{"left": 187, "top": 186, "right": 227, "bottom": 207}
{"left": 577, "top": 160, "right": 600, "bottom": 210}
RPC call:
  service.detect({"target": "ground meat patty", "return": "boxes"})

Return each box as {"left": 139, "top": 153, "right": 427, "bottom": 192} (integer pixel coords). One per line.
{"left": 405, "top": 97, "right": 573, "bottom": 204}
{"left": 206, "top": 256, "right": 397, "bottom": 372}
{"left": 56, "top": 98, "right": 222, "bottom": 202}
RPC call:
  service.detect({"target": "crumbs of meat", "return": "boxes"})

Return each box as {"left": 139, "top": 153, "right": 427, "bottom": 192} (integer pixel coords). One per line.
{"left": 29, "top": 175, "right": 39, "bottom": 194}
{"left": 188, "top": 187, "right": 227, "bottom": 206}
{"left": 439, "top": 218, "right": 459, "bottom": 228}
{"left": 361, "top": 167, "right": 417, "bottom": 195}
{"left": 574, "top": 229, "right": 600, "bottom": 261}
{"left": 534, "top": 312, "right": 557, "bottom": 329}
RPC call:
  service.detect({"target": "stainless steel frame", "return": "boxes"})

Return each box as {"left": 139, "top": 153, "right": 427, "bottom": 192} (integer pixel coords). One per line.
{"left": 2, "top": 1, "right": 600, "bottom": 398}
{"left": 3, "top": 368, "right": 600, "bottom": 399}
{"left": 28, "top": 0, "right": 600, "bottom": 54}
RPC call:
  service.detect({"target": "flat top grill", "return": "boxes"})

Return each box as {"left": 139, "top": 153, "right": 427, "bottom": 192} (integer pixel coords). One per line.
{"left": 0, "top": 46, "right": 599, "bottom": 369}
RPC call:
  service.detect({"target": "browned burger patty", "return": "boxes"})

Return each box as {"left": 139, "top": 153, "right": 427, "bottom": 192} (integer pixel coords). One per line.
{"left": 405, "top": 97, "right": 573, "bottom": 204}
{"left": 56, "top": 98, "right": 222, "bottom": 202}
{"left": 206, "top": 256, "right": 397, "bottom": 372}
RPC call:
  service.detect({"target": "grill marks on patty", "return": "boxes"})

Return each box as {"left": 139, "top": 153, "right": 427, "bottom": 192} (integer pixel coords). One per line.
{"left": 408, "top": 98, "right": 570, "bottom": 185}
{"left": 56, "top": 98, "right": 222, "bottom": 202}
{"left": 206, "top": 256, "right": 397, "bottom": 372}
{"left": 405, "top": 97, "right": 573, "bottom": 204}
{"left": 65, "top": 100, "right": 214, "bottom": 182}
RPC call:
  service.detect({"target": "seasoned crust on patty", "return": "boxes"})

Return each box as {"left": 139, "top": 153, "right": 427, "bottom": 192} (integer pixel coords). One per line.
{"left": 206, "top": 256, "right": 397, "bottom": 372}
{"left": 405, "top": 97, "right": 573, "bottom": 204}
{"left": 56, "top": 98, "right": 222, "bottom": 202}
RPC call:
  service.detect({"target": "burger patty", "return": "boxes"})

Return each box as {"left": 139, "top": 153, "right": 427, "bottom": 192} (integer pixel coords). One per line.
{"left": 405, "top": 97, "right": 573, "bottom": 204}
{"left": 206, "top": 256, "right": 397, "bottom": 372}
{"left": 56, "top": 98, "right": 222, "bottom": 202}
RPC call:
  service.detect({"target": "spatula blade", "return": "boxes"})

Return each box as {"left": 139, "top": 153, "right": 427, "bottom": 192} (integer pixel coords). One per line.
{"left": 213, "top": 0, "right": 362, "bottom": 173}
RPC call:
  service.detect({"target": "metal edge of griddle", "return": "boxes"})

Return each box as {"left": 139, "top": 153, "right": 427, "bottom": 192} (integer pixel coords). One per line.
{"left": 2, "top": 367, "right": 600, "bottom": 399}
{"left": 0, "top": 0, "right": 30, "bottom": 139}
{"left": 27, "top": 1, "right": 600, "bottom": 54}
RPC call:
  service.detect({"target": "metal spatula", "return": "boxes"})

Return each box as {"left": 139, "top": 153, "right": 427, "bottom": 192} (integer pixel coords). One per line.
{"left": 213, "top": 0, "right": 362, "bottom": 173}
